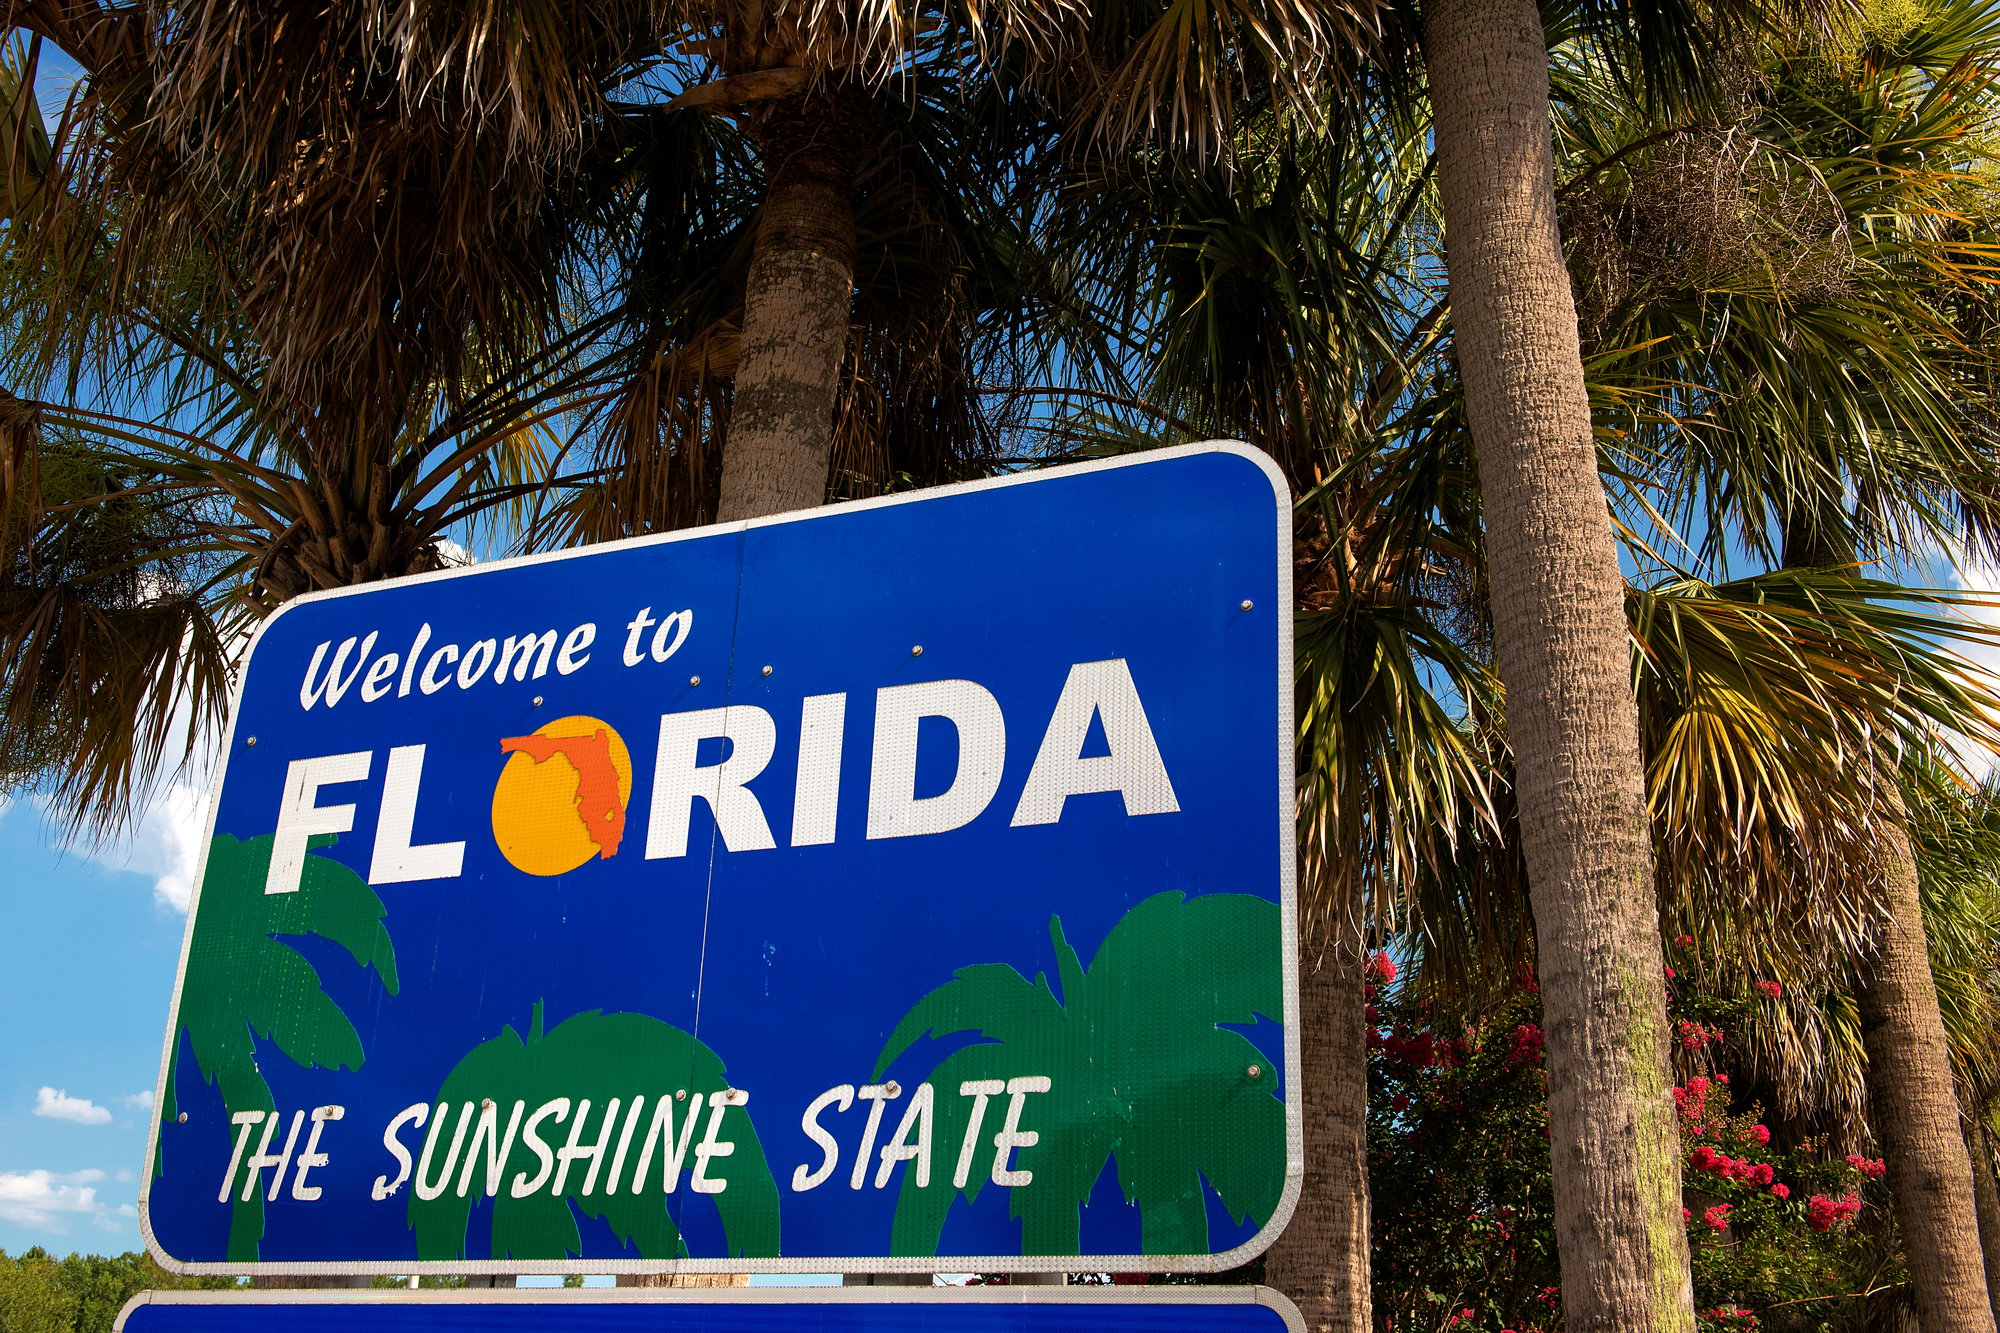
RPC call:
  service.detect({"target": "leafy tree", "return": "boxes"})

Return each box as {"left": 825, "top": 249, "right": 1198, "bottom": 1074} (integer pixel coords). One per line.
{"left": 409, "top": 1006, "right": 781, "bottom": 1263}
{"left": 165, "top": 833, "right": 398, "bottom": 1262}
{"left": 873, "top": 891, "right": 1283, "bottom": 1257}
{"left": 0, "top": 1250, "right": 235, "bottom": 1333}
{"left": 0, "top": 1251, "right": 72, "bottom": 1333}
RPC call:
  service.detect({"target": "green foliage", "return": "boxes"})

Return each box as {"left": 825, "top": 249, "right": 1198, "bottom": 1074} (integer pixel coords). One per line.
{"left": 873, "top": 892, "right": 1284, "bottom": 1257}
{"left": 168, "top": 832, "right": 398, "bottom": 1262}
{"left": 0, "top": 1250, "right": 234, "bottom": 1333}
{"left": 408, "top": 1005, "right": 780, "bottom": 1263}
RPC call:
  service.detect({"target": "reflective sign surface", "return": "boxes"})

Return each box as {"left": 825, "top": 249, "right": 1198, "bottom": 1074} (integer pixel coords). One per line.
{"left": 141, "top": 445, "right": 1297, "bottom": 1275}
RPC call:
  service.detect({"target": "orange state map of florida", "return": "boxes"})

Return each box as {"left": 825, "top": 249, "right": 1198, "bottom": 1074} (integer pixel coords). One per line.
{"left": 490, "top": 716, "right": 634, "bottom": 876}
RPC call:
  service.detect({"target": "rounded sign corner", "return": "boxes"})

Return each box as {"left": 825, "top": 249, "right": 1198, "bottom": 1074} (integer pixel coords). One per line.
{"left": 1251, "top": 1285, "right": 1308, "bottom": 1333}
{"left": 1181, "top": 438, "right": 1292, "bottom": 505}
{"left": 110, "top": 1291, "right": 152, "bottom": 1333}
{"left": 135, "top": 1200, "right": 193, "bottom": 1279}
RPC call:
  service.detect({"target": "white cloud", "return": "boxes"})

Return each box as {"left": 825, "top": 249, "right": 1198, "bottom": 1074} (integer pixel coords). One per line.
{"left": 33, "top": 1087, "right": 111, "bottom": 1126}
{"left": 117, "top": 1091, "right": 154, "bottom": 1111}
{"left": 57, "top": 779, "right": 212, "bottom": 913}
{"left": 135, "top": 782, "right": 209, "bottom": 913}
{"left": 435, "top": 538, "right": 477, "bottom": 568}
{"left": 0, "top": 1168, "right": 108, "bottom": 1231}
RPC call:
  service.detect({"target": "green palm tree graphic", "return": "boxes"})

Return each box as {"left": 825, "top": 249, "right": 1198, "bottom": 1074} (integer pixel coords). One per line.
{"left": 163, "top": 832, "right": 399, "bottom": 1263}
{"left": 409, "top": 1007, "right": 781, "bottom": 1263}
{"left": 872, "top": 891, "right": 1285, "bottom": 1257}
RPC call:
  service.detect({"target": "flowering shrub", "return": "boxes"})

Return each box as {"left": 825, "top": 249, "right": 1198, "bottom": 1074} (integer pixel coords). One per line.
{"left": 1368, "top": 965, "right": 1904, "bottom": 1331}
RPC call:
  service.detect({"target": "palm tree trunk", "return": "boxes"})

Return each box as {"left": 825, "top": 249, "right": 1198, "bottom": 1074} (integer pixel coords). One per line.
{"left": 1854, "top": 814, "right": 1997, "bottom": 1333}
{"left": 1777, "top": 522, "right": 1997, "bottom": 1333}
{"left": 1262, "top": 907, "right": 1370, "bottom": 1333}
{"left": 1423, "top": 2, "right": 1693, "bottom": 1329}
{"left": 714, "top": 93, "right": 868, "bottom": 524}
{"left": 1962, "top": 1113, "right": 2000, "bottom": 1322}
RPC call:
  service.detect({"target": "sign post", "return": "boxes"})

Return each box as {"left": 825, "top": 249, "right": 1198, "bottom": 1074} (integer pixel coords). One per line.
{"left": 141, "top": 443, "right": 1297, "bottom": 1276}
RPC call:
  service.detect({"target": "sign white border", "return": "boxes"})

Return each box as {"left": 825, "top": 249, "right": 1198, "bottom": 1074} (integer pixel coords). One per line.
{"left": 115, "top": 1285, "right": 1306, "bottom": 1333}
{"left": 139, "top": 442, "right": 1299, "bottom": 1278}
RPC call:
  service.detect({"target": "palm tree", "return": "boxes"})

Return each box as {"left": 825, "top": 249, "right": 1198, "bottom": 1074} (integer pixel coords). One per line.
{"left": 872, "top": 892, "right": 1285, "bottom": 1257}
{"left": 409, "top": 1005, "right": 782, "bottom": 1264}
{"left": 161, "top": 832, "right": 400, "bottom": 1263}
{"left": 2, "top": 4, "right": 1395, "bottom": 1310}
{"left": 1419, "top": 0, "right": 1707, "bottom": 1321}
{"left": 1556, "top": 8, "right": 2000, "bottom": 1324}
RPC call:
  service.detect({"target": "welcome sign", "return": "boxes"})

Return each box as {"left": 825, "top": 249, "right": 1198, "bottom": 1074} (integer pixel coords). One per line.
{"left": 140, "top": 443, "right": 1298, "bottom": 1276}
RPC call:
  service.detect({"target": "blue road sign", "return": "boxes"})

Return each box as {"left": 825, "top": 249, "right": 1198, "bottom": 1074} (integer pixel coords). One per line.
{"left": 116, "top": 1288, "right": 1304, "bottom": 1333}
{"left": 140, "top": 444, "right": 1297, "bottom": 1276}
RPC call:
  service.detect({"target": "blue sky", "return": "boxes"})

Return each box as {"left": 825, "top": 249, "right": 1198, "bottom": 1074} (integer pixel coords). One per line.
{"left": 0, "top": 789, "right": 197, "bottom": 1254}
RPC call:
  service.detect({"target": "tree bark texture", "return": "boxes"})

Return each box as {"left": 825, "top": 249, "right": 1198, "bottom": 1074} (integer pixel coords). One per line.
{"left": 713, "top": 92, "right": 867, "bottom": 524}
{"left": 1423, "top": 2, "right": 1694, "bottom": 1329}
{"left": 1262, "top": 907, "right": 1371, "bottom": 1333}
{"left": 1855, "top": 816, "right": 1997, "bottom": 1333}
{"left": 1963, "top": 1115, "right": 2000, "bottom": 1322}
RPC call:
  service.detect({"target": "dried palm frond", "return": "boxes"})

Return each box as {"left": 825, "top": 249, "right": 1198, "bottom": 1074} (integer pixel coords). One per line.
{"left": 1710, "top": 757, "right": 2000, "bottom": 1140}
{"left": 1637, "top": 570, "right": 2000, "bottom": 966}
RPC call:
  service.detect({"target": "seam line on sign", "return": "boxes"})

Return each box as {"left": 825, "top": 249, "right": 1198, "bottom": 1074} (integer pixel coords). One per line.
{"left": 692, "top": 526, "right": 750, "bottom": 1044}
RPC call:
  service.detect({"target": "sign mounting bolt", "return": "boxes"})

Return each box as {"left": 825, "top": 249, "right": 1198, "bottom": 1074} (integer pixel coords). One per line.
{"left": 911, "top": 645, "right": 923, "bottom": 657}
{"left": 761, "top": 665, "right": 773, "bottom": 676}
{"left": 245, "top": 737, "right": 256, "bottom": 747}
{"left": 1247, "top": 1064, "right": 1262, "bottom": 1079}
{"left": 176, "top": 1112, "right": 188, "bottom": 1123}
{"left": 532, "top": 696, "right": 543, "bottom": 707}
{"left": 689, "top": 676, "right": 701, "bottom": 687}
{"left": 1240, "top": 599, "right": 1254, "bottom": 611}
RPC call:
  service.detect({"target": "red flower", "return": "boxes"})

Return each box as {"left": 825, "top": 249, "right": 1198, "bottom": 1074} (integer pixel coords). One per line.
{"left": 1368, "top": 950, "right": 1398, "bottom": 983}
{"left": 1391, "top": 1093, "right": 1411, "bottom": 1113}
{"left": 1755, "top": 980, "right": 1782, "bottom": 999}
{"left": 1664, "top": 964, "right": 1677, "bottom": 979}
{"left": 1747, "top": 1124, "right": 1771, "bottom": 1145}
{"left": 1703, "top": 1203, "right": 1732, "bottom": 1231}
{"left": 1748, "top": 1162, "right": 1774, "bottom": 1186}
{"left": 1675, "top": 934, "right": 1695, "bottom": 947}
{"left": 1506, "top": 1022, "right": 1545, "bottom": 1068}
{"left": 1845, "top": 1154, "right": 1886, "bottom": 1179}
{"left": 1770, "top": 1183, "right": 1790, "bottom": 1199}
{"left": 1807, "top": 1192, "right": 1862, "bottom": 1231}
